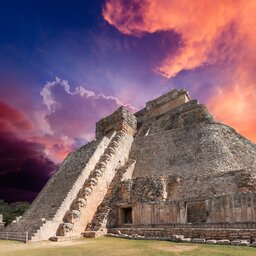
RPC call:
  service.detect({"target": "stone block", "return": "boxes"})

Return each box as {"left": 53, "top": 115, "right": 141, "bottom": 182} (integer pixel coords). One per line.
{"left": 0, "top": 223, "right": 5, "bottom": 231}
{"left": 206, "top": 240, "right": 217, "bottom": 244}
{"left": 216, "top": 239, "right": 231, "bottom": 245}
{"left": 239, "top": 240, "right": 250, "bottom": 246}
{"left": 250, "top": 242, "right": 256, "bottom": 247}
{"left": 181, "top": 237, "right": 191, "bottom": 242}
{"left": 83, "top": 231, "right": 96, "bottom": 238}
{"left": 172, "top": 234, "right": 184, "bottom": 242}
{"left": 191, "top": 238, "right": 206, "bottom": 243}
{"left": 231, "top": 240, "right": 241, "bottom": 246}
{"left": 49, "top": 236, "right": 58, "bottom": 242}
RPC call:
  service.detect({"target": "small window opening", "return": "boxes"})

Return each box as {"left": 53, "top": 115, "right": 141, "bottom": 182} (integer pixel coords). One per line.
{"left": 120, "top": 207, "right": 133, "bottom": 224}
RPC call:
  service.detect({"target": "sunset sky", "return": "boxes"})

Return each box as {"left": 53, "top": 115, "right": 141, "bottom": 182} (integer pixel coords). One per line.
{"left": 0, "top": 0, "right": 255, "bottom": 202}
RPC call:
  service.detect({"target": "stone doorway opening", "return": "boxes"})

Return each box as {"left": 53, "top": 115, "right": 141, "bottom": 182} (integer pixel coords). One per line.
{"left": 186, "top": 201, "right": 208, "bottom": 223}
{"left": 119, "top": 207, "right": 133, "bottom": 224}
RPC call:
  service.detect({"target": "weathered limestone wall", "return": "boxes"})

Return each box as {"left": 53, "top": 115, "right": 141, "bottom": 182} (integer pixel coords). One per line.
{"left": 109, "top": 226, "right": 256, "bottom": 241}
{"left": 132, "top": 92, "right": 256, "bottom": 204}
{"left": 130, "top": 202, "right": 183, "bottom": 225}
{"left": 130, "top": 125, "right": 256, "bottom": 199}
{"left": 129, "top": 192, "right": 256, "bottom": 225}
{"left": 135, "top": 100, "right": 214, "bottom": 136}
{"left": 206, "top": 193, "right": 256, "bottom": 223}
{"left": 110, "top": 176, "right": 256, "bottom": 226}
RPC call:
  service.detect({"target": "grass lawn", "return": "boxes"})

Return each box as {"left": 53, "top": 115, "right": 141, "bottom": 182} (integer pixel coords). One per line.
{"left": 0, "top": 237, "right": 256, "bottom": 256}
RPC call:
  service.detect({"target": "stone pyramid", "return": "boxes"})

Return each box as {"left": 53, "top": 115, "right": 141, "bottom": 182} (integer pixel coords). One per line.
{"left": 1, "top": 89, "right": 256, "bottom": 242}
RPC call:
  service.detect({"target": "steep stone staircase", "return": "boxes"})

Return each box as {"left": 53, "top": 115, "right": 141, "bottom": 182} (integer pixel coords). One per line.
{"left": 86, "top": 158, "right": 136, "bottom": 234}
{"left": 54, "top": 129, "right": 134, "bottom": 239}
{"left": 0, "top": 106, "right": 137, "bottom": 242}
{"left": 0, "top": 135, "right": 114, "bottom": 242}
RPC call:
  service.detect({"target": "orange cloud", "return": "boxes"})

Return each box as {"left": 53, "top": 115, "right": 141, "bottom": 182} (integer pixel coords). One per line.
{"left": 103, "top": 0, "right": 237, "bottom": 78}
{"left": 208, "top": 84, "right": 256, "bottom": 142}
{"left": 103, "top": 0, "right": 256, "bottom": 142}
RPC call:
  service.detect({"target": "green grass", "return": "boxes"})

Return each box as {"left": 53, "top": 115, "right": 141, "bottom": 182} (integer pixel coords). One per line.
{"left": 0, "top": 237, "right": 256, "bottom": 256}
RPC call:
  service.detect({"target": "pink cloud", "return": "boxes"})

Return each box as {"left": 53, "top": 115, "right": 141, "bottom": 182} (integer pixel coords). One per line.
{"left": 38, "top": 77, "right": 137, "bottom": 162}
{"left": 0, "top": 101, "right": 33, "bottom": 133}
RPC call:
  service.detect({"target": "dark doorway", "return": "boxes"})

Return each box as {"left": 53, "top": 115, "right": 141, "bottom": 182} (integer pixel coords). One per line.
{"left": 187, "top": 201, "right": 208, "bottom": 223}
{"left": 122, "top": 207, "right": 133, "bottom": 224}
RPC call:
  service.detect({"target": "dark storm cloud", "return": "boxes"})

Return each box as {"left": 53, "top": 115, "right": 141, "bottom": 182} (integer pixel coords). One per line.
{"left": 0, "top": 101, "right": 57, "bottom": 202}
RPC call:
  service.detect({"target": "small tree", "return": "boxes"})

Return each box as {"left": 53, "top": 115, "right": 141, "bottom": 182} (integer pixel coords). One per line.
{"left": 0, "top": 201, "right": 30, "bottom": 225}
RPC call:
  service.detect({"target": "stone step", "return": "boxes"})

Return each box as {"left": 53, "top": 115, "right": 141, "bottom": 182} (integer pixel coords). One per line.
{"left": 0, "top": 231, "right": 30, "bottom": 235}
{"left": 0, "top": 231, "right": 32, "bottom": 241}
{"left": 6, "top": 223, "right": 42, "bottom": 230}
{"left": 0, "top": 235, "right": 32, "bottom": 240}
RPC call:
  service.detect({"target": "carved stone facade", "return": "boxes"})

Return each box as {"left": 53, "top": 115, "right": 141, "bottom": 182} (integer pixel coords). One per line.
{"left": 1, "top": 88, "right": 256, "bottom": 242}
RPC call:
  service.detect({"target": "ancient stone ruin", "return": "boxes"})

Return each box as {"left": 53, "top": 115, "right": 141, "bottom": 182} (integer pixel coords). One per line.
{"left": 1, "top": 89, "right": 256, "bottom": 245}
